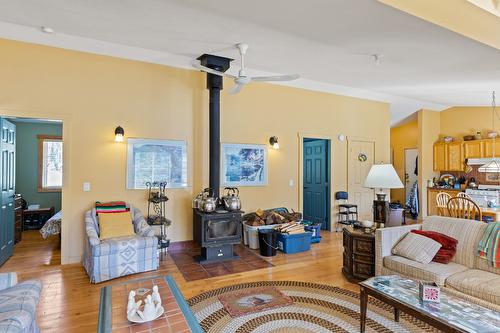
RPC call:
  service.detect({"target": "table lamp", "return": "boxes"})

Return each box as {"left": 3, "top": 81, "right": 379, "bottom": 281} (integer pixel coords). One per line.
{"left": 363, "top": 163, "right": 404, "bottom": 201}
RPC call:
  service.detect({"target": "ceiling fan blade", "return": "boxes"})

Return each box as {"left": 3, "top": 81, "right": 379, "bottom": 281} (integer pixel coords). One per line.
{"left": 191, "top": 61, "right": 237, "bottom": 79}
{"left": 229, "top": 83, "right": 244, "bottom": 95}
{"left": 252, "top": 74, "right": 300, "bottom": 82}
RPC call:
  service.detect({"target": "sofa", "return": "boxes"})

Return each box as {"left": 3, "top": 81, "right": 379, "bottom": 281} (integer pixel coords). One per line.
{"left": 0, "top": 272, "right": 42, "bottom": 333}
{"left": 375, "top": 215, "right": 500, "bottom": 311}
{"left": 83, "top": 205, "right": 159, "bottom": 283}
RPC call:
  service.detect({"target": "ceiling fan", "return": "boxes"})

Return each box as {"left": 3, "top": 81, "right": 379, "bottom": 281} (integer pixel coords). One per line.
{"left": 192, "top": 43, "right": 300, "bottom": 94}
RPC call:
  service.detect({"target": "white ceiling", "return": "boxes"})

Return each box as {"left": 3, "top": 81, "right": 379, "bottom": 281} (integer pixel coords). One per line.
{"left": 0, "top": 0, "right": 499, "bottom": 126}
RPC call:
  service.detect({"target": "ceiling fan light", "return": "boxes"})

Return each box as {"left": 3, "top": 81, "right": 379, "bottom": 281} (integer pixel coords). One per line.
{"left": 478, "top": 159, "right": 500, "bottom": 173}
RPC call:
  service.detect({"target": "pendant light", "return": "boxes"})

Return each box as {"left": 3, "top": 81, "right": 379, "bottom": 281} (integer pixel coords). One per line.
{"left": 479, "top": 91, "right": 500, "bottom": 173}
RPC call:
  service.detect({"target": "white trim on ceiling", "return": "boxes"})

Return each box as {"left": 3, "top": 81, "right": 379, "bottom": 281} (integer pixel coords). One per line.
{"left": 0, "top": 20, "right": 449, "bottom": 126}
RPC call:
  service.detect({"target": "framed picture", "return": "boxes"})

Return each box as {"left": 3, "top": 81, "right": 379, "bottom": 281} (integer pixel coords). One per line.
{"left": 221, "top": 143, "right": 268, "bottom": 187}
{"left": 486, "top": 173, "right": 500, "bottom": 182}
{"left": 127, "top": 138, "right": 188, "bottom": 189}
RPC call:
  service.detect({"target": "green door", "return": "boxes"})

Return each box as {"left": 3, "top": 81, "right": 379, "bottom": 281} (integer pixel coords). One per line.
{"left": 303, "top": 139, "right": 329, "bottom": 230}
{"left": 0, "top": 118, "right": 15, "bottom": 266}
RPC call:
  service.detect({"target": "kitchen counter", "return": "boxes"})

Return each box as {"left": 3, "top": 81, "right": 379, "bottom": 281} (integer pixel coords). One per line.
{"left": 482, "top": 207, "right": 500, "bottom": 222}
{"left": 428, "top": 187, "right": 465, "bottom": 192}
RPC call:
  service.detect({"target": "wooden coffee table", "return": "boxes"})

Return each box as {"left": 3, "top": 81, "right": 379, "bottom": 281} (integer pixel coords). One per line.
{"left": 97, "top": 275, "right": 203, "bottom": 333}
{"left": 359, "top": 275, "right": 500, "bottom": 333}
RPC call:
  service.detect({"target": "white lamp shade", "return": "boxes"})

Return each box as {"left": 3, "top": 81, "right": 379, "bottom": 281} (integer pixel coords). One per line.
{"left": 363, "top": 164, "right": 404, "bottom": 189}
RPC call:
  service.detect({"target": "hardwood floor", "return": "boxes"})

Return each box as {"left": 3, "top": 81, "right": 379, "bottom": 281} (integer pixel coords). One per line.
{"left": 0, "top": 230, "right": 358, "bottom": 333}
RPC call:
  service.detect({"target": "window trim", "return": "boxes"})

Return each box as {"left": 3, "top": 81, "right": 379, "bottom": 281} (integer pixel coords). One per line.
{"left": 37, "top": 134, "right": 63, "bottom": 193}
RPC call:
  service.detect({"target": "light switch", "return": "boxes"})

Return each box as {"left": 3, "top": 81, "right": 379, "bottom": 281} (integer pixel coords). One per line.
{"left": 83, "top": 182, "right": 91, "bottom": 192}
{"left": 289, "top": 179, "right": 294, "bottom": 187}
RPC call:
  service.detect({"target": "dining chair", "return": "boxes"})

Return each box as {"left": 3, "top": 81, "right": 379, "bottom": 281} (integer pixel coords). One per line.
{"left": 447, "top": 196, "right": 482, "bottom": 221}
{"left": 457, "top": 192, "right": 473, "bottom": 200}
{"left": 436, "top": 192, "right": 452, "bottom": 216}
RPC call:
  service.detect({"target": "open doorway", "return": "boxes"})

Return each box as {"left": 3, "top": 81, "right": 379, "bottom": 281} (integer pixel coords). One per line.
{"left": 0, "top": 117, "right": 62, "bottom": 268}
{"left": 404, "top": 148, "right": 418, "bottom": 220}
{"left": 302, "top": 138, "right": 331, "bottom": 230}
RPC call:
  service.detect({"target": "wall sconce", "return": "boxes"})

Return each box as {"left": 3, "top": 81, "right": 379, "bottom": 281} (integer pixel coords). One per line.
{"left": 269, "top": 136, "right": 279, "bottom": 150}
{"left": 114, "top": 126, "right": 124, "bottom": 142}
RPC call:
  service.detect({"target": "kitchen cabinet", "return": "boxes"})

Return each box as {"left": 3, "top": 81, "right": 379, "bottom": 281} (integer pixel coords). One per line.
{"left": 463, "top": 140, "right": 483, "bottom": 159}
{"left": 433, "top": 143, "right": 447, "bottom": 171}
{"left": 447, "top": 142, "right": 463, "bottom": 171}
{"left": 483, "top": 139, "right": 500, "bottom": 158}
{"left": 432, "top": 142, "right": 462, "bottom": 171}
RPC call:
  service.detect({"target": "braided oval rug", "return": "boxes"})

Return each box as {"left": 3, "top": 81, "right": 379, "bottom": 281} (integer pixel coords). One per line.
{"left": 187, "top": 281, "right": 437, "bottom": 333}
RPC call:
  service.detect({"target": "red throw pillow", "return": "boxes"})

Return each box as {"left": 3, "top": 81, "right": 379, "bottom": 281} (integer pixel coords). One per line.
{"left": 432, "top": 249, "right": 456, "bottom": 264}
{"left": 411, "top": 230, "right": 458, "bottom": 264}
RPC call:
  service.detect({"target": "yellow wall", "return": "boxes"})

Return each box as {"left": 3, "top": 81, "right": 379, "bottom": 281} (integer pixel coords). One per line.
{"left": 440, "top": 106, "right": 495, "bottom": 139}
{"left": 0, "top": 38, "right": 390, "bottom": 264}
{"left": 222, "top": 84, "right": 391, "bottom": 215}
{"left": 390, "top": 120, "right": 418, "bottom": 204}
{"left": 418, "top": 109, "right": 441, "bottom": 217}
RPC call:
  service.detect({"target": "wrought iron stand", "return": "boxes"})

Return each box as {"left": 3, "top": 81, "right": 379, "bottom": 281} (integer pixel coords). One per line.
{"left": 146, "top": 182, "right": 171, "bottom": 260}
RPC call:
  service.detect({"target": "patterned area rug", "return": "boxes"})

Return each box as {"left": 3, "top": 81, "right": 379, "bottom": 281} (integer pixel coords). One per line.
{"left": 218, "top": 286, "right": 293, "bottom": 317}
{"left": 187, "top": 281, "right": 437, "bottom": 333}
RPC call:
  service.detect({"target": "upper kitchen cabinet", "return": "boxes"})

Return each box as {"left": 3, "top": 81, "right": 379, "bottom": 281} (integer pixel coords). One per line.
{"left": 463, "top": 140, "right": 483, "bottom": 159}
{"left": 433, "top": 142, "right": 447, "bottom": 171}
{"left": 447, "top": 141, "right": 463, "bottom": 171}
{"left": 483, "top": 139, "right": 500, "bottom": 158}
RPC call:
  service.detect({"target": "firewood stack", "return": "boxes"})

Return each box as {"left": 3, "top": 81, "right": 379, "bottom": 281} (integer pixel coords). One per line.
{"left": 244, "top": 208, "right": 302, "bottom": 227}
{"left": 274, "top": 222, "right": 305, "bottom": 235}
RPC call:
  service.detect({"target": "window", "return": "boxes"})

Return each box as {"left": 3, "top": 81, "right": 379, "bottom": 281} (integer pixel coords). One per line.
{"left": 38, "top": 135, "right": 63, "bottom": 192}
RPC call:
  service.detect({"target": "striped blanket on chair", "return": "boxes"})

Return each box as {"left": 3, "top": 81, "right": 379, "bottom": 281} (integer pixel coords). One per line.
{"left": 477, "top": 222, "right": 500, "bottom": 268}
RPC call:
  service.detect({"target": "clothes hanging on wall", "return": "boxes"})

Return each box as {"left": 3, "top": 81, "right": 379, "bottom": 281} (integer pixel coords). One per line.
{"left": 406, "top": 180, "right": 419, "bottom": 219}
{"left": 414, "top": 156, "right": 418, "bottom": 176}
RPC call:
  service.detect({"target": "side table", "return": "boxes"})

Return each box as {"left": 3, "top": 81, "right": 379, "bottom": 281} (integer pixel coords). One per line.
{"left": 23, "top": 207, "right": 54, "bottom": 230}
{"left": 342, "top": 227, "right": 375, "bottom": 282}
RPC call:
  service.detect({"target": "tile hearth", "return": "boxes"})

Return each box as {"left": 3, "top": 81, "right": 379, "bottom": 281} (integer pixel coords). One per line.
{"left": 169, "top": 243, "right": 273, "bottom": 281}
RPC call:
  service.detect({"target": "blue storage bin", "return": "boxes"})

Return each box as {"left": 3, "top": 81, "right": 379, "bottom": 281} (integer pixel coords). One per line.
{"left": 303, "top": 223, "right": 322, "bottom": 243}
{"left": 277, "top": 232, "right": 312, "bottom": 254}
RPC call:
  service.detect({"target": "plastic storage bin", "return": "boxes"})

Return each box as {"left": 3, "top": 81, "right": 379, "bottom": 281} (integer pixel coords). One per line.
{"left": 303, "top": 222, "right": 322, "bottom": 243}
{"left": 243, "top": 222, "right": 276, "bottom": 249}
{"left": 277, "top": 232, "right": 313, "bottom": 254}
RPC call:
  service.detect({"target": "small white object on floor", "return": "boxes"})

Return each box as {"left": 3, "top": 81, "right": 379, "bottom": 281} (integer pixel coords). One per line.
{"left": 127, "top": 285, "right": 164, "bottom": 323}
{"left": 127, "top": 291, "right": 142, "bottom": 317}
{"left": 152, "top": 285, "right": 162, "bottom": 306}
{"left": 136, "top": 295, "right": 163, "bottom": 322}
{"left": 128, "top": 305, "right": 164, "bottom": 324}
{"left": 142, "top": 295, "right": 157, "bottom": 320}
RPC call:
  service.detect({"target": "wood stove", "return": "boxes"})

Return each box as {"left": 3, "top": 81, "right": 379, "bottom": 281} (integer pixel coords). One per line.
{"left": 193, "top": 210, "right": 242, "bottom": 263}
{"left": 192, "top": 53, "right": 243, "bottom": 264}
